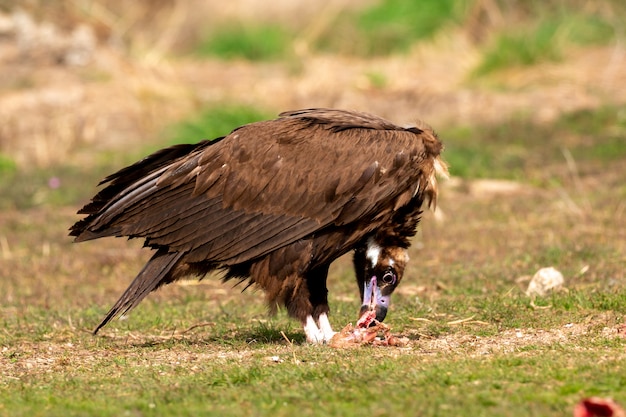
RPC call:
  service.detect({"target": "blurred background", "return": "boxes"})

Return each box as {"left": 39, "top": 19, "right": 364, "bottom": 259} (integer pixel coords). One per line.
{"left": 0, "top": 0, "right": 624, "bottom": 181}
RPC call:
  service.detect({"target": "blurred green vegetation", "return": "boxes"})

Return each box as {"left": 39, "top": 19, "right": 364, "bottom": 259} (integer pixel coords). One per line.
{"left": 357, "top": 0, "right": 461, "bottom": 49}
{"left": 193, "top": 0, "right": 623, "bottom": 63}
{"left": 0, "top": 165, "right": 111, "bottom": 210}
{"left": 161, "top": 104, "right": 274, "bottom": 147}
{"left": 196, "top": 0, "right": 464, "bottom": 59}
{"left": 317, "top": 0, "right": 464, "bottom": 56}
{"left": 441, "top": 105, "right": 626, "bottom": 180}
{"left": 0, "top": 153, "right": 16, "bottom": 175}
{"left": 195, "top": 23, "right": 293, "bottom": 61}
{"left": 473, "top": 13, "right": 618, "bottom": 76}
{"left": 472, "top": 21, "right": 563, "bottom": 77}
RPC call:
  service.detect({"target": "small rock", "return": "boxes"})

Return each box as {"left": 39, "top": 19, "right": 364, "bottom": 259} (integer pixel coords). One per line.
{"left": 526, "top": 267, "right": 564, "bottom": 297}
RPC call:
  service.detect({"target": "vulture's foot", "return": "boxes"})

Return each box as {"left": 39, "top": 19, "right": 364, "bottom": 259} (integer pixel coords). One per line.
{"left": 303, "top": 313, "right": 336, "bottom": 344}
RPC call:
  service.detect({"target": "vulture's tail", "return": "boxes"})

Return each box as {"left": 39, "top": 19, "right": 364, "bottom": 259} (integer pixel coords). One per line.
{"left": 94, "top": 249, "right": 184, "bottom": 334}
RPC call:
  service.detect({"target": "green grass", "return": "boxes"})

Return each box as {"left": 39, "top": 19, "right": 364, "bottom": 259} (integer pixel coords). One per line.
{"left": 188, "top": 1, "right": 621, "bottom": 63}
{"left": 556, "top": 105, "right": 626, "bottom": 136}
{"left": 2, "top": 282, "right": 626, "bottom": 417}
{"left": 473, "top": 21, "right": 562, "bottom": 77}
{"left": 354, "top": 0, "right": 462, "bottom": 55}
{"left": 195, "top": 23, "right": 293, "bottom": 61}
{"left": 364, "top": 71, "right": 388, "bottom": 89}
{"left": 0, "top": 165, "right": 110, "bottom": 210}
{"left": 441, "top": 105, "right": 626, "bottom": 180}
{"left": 0, "top": 153, "right": 16, "bottom": 174}
{"left": 564, "top": 13, "right": 617, "bottom": 45}
{"left": 3, "top": 345, "right": 625, "bottom": 417}
{"left": 315, "top": 0, "right": 463, "bottom": 56}
{"left": 473, "top": 12, "right": 617, "bottom": 77}
{"left": 161, "top": 104, "right": 274, "bottom": 148}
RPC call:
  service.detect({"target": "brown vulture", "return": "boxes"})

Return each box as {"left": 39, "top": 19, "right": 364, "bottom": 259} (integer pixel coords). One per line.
{"left": 70, "top": 108, "right": 447, "bottom": 343}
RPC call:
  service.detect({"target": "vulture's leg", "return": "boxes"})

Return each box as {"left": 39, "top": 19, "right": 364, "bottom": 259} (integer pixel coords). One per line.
{"left": 317, "top": 312, "right": 335, "bottom": 341}
{"left": 303, "top": 315, "right": 325, "bottom": 344}
{"left": 303, "top": 264, "right": 336, "bottom": 343}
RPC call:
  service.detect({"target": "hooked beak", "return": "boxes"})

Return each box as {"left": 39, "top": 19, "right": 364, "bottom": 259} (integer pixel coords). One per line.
{"left": 359, "top": 276, "right": 390, "bottom": 325}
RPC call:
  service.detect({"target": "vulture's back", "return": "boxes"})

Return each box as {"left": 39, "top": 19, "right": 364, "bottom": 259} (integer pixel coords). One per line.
{"left": 70, "top": 108, "right": 446, "bottom": 266}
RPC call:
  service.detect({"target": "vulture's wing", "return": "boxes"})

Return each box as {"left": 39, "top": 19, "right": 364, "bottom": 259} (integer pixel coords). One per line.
{"left": 71, "top": 109, "right": 443, "bottom": 265}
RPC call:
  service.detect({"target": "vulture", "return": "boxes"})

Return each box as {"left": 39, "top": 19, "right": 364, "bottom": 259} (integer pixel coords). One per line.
{"left": 70, "top": 108, "right": 447, "bottom": 343}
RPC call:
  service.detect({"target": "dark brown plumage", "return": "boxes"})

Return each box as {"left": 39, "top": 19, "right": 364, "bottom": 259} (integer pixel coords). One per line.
{"left": 70, "top": 108, "right": 447, "bottom": 343}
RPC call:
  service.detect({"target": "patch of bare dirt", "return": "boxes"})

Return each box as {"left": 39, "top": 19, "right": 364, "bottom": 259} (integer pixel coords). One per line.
{"left": 415, "top": 315, "right": 625, "bottom": 358}
{"left": 2, "top": 313, "right": 624, "bottom": 381}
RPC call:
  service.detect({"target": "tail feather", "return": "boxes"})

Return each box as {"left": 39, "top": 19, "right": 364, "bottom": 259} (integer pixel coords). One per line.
{"left": 94, "top": 249, "right": 184, "bottom": 334}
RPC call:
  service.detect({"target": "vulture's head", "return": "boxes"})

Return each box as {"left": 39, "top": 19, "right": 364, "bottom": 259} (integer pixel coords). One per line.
{"left": 354, "top": 238, "right": 409, "bottom": 325}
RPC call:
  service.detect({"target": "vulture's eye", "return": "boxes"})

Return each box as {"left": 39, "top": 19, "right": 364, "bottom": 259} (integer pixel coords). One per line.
{"left": 381, "top": 270, "right": 396, "bottom": 285}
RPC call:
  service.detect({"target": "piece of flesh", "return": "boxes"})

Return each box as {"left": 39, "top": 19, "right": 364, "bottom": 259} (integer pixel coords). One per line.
{"left": 328, "top": 310, "right": 409, "bottom": 348}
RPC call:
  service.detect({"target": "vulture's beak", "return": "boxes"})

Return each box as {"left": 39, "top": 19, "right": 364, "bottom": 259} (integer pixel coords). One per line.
{"left": 359, "top": 276, "right": 390, "bottom": 325}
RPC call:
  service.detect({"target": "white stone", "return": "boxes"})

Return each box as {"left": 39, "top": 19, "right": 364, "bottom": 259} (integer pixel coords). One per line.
{"left": 526, "top": 267, "right": 564, "bottom": 297}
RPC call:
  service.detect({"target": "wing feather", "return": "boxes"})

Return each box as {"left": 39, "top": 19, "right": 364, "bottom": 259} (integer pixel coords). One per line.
{"left": 72, "top": 108, "right": 444, "bottom": 266}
